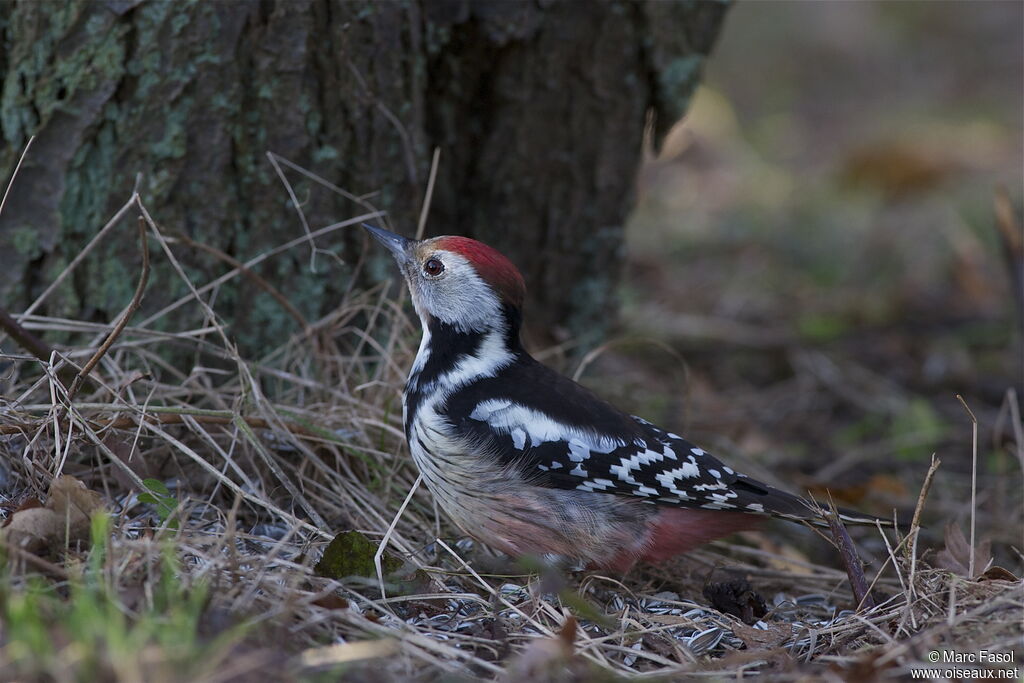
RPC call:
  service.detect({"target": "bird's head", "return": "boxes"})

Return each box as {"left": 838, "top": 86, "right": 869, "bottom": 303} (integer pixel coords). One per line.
{"left": 363, "top": 224, "right": 526, "bottom": 334}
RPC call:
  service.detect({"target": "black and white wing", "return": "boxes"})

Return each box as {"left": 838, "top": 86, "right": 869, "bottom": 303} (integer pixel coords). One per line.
{"left": 444, "top": 356, "right": 879, "bottom": 526}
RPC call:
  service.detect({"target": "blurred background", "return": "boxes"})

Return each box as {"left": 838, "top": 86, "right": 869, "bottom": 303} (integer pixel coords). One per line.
{"left": 0, "top": 3, "right": 1021, "bottom": 678}
{"left": 582, "top": 1, "right": 1023, "bottom": 569}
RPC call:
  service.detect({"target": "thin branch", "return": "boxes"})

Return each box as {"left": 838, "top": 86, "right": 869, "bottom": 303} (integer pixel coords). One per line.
{"left": 136, "top": 211, "right": 380, "bottom": 329}
{"left": 909, "top": 454, "right": 941, "bottom": 544}
{"left": 955, "top": 394, "right": 979, "bottom": 580}
{"left": 22, "top": 196, "right": 139, "bottom": 319}
{"left": 0, "top": 406, "right": 352, "bottom": 442}
{"left": 416, "top": 148, "right": 440, "bottom": 241}
{"left": 0, "top": 538, "right": 69, "bottom": 580}
{"left": 825, "top": 496, "right": 876, "bottom": 611}
{"left": 167, "top": 230, "right": 311, "bottom": 333}
{"left": 376, "top": 474, "right": 423, "bottom": 599}
{"left": 0, "top": 307, "right": 56, "bottom": 366}
{"left": 0, "top": 135, "right": 34, "bottom": 218}
{"left": 267, "top": 150, "right": 320, "bottom": 272}
{"left": 906, "top": 454, "right": 941, "bottom": 606}
{"left": 67, "top": 219, "right": 150, "bottom": 401}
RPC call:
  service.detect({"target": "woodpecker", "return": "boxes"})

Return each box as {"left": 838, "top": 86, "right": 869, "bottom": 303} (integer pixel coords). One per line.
{"left": 364, "top": 224, "right": 886, "bottom": 572}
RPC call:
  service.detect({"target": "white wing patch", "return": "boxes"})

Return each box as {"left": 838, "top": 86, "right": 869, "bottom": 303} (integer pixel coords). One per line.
{"left": 468, "top": 400, "right": 626, "bottom": 454}
{"left": 470, "top": 398, "right": 512, "bottom": 421}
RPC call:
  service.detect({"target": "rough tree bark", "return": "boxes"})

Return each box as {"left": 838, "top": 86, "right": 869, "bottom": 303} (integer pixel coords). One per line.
{"left": 0, "top": 0, "right": 728, "bottom": 357}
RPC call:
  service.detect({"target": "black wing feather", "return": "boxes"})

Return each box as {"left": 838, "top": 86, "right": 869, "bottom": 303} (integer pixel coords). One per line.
{"left": 442, "top": 355, "right": 846, "bottom": 521}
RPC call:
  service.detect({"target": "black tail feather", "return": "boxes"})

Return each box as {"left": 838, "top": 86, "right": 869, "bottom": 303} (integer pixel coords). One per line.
{"left": 733, "top": 476, "right": 896, "bottom": 529}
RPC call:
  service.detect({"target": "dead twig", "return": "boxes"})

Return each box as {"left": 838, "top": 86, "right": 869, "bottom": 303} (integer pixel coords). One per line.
{"left": 955, "top": 394, "right": 979, "bottom": 579}
{"left": 67, "top": 219, "right": 150, "bottom": 401}
{"left": 825, "top": 496, "right": 876, "bottom": 611}
{"left": 0, "top": 408, "right": 336, "bottom": 441}
{"left": 0, "top": 308, "right": 59, "bottom": 369}
{"left": 906, "top": 454, "right": 941, "bottom": 577}
{"left": 416, "top": 147, "right": 440, "bottom": 241}
{"left": 0, "top": 538, "right": 70, "bottom": 580}
{"left": 167, "top": 229, "right": 311, "bottom": 334}
{"left": 0, "top": 135, "right": 34, "bottom": 217}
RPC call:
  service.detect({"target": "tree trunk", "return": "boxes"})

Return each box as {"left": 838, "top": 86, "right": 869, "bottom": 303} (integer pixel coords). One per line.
{"left": 0, "top": 0, "right": 728, "bottom": 357}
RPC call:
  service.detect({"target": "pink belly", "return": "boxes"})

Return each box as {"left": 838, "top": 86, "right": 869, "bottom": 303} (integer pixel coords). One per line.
{"left": 601, "top": 507, "right": 761, "bottom": 572}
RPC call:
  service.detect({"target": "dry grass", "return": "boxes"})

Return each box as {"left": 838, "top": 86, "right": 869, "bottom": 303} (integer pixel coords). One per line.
{"left": 0, "top": 187, "right": 1021, "bottom": 682}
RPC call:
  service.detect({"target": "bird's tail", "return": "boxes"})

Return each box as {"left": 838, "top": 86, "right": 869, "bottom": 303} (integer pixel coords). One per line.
{"left": 731, "top": 474, "right": 896, "bottom": 529}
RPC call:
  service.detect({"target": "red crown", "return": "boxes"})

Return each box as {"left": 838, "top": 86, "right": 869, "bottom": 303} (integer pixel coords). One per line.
{"left": 435, "top": 236, "right": 526, "bottom": 309}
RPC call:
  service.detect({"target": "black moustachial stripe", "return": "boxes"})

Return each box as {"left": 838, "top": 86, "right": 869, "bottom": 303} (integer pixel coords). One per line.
{"left": 404, "top": 318, "right": 485, "bottom": 439}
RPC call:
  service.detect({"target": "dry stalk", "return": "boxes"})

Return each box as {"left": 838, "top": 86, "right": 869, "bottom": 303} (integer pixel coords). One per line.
{"left": 0, "top": 134, "right": 33, "bottom": 216}
{"left": 67, "top": 220, "right": 150, "bottom": 401}
{"left": 906, "top": 454, "right": 941, "bottom": 593}
{"left": 376, "top": 473, "right": 423, "bottom": 599}
{"left": 167, "top": 230, "right": 310, "bottom": 333}
{"left": 824, "top": 497, "right": 876, "bottom": 611}
{"left": 0, "top": 308, "right": 59, "bottom": 370}
{"left": 956, "top": 394, "right": 980, "bottom": 578}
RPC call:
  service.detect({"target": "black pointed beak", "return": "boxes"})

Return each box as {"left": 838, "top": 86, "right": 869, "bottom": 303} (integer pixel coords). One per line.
{"left": 362, "top": 223, "right": 413, "bottom": 265}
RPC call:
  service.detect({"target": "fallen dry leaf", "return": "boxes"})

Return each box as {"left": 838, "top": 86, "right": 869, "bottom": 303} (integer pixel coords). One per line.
{"left": 102, "top": 433, "right": 161, "bottom": 488}
{"left": 1, "top": 497, "right": 42, "bottom": 525}
{"left": 935, "top": 522, "right": 992, "bottom": 579}
{"left": 0, "top": 475, "right": 105, "bottom": 554}
{"left": 979, "top": 566, "right": 1019, "bottom": 583}
{"left": 709, "top": 646, "right": 795, "bottom": 674}
{"left": 500, "top": 616, "right": 577, "bottom": 682}
{"left": 732, "top": 621, "right": 792, "bottom": 650}
{"left": 311, "top": 594, "right": 350, "bottom": 610}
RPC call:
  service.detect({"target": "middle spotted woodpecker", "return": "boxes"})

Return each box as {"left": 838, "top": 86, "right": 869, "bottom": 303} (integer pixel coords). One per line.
{"left": 364, "top": 224, "right": 889, "bottom": 572}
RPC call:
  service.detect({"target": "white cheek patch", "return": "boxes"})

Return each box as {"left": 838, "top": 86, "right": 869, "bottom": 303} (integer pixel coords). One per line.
{"left": 415, "top": 253, "right": 505, "bottom": 333}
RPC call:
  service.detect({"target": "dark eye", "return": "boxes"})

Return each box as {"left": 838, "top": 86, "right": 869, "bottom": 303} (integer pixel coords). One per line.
{"left": 423, "top": 257, "right": 445, "bottom": 277}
